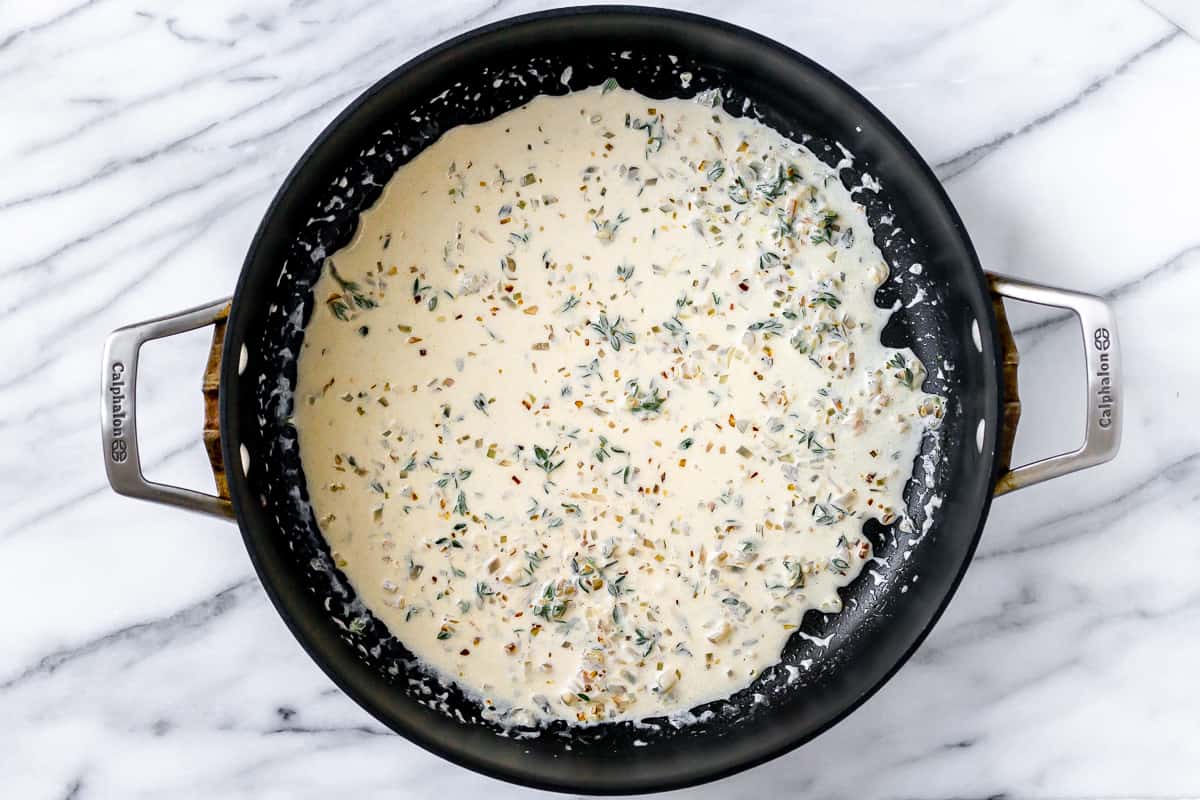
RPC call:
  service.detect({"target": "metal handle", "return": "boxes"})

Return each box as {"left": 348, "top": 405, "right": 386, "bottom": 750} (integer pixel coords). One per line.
{"left": 101, "top": 299, "right": 236, "bottom": 519}
{"left": 988, "top": 273, "right": 1121, "bottom": 494}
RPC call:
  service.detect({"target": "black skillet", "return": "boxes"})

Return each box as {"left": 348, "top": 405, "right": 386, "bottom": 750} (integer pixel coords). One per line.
{"left": 100, "top": 7, "right": 1122, "bottom": 793}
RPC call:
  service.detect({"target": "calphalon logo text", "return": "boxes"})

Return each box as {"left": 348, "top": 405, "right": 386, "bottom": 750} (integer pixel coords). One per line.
{"left": 110, "top": 362, "right": 129, "bottom": 462}
{"left": 1093, "top": 327, "right": 1114, "bottom": 429}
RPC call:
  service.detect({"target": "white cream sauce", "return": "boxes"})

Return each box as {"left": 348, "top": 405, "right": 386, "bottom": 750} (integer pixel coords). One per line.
{"left": 295, "top": 85, "right": 944, "bottom": 725}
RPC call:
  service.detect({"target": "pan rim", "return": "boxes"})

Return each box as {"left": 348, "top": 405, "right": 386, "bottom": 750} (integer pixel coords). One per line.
{"left": 220, "top": 5, "right": 1003, "bottom": 793}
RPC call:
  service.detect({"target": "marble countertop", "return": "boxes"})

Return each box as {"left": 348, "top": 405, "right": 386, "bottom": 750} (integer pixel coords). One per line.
{"left": 3, "top": 1, "right": 1198, "bottom": 797}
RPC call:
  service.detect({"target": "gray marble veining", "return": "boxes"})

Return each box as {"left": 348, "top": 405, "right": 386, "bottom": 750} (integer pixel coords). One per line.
{"left": 2, "top": 1, "right": 1198, "bottom": 797}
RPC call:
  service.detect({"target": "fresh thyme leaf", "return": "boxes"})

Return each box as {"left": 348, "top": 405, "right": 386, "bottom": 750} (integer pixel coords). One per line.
{"left": 748, "top": 319, "right": 785, "bottom": 337}
{"left": 729, "top": 176, "right": 750, "bottom": 204}
{"left": 589, "top": 314, "right": 636, "bottom": 351}
{"left": 330, "top": 264, "right": 360, "bottom": 293}
{"left": 784, "top": 559, "right": 806, "bottom": 590}
{"left": 810, "top": 210, "right": 841, "bottom": 245}
{"left": 327, "top": 264, "right": 376, "bottom": 318}
{"left": 627, "top": 116, "right": 665, "bottom": 156}
{"left": 532, "top": 583, "right": 569, "bottom": 620}
{"left": 327, "top": 298, "right": 350, "bottom": 320}
{"left": 524, "top": 550, "right": 545, "bottom": 575}
{"left": 533, "top": 444, "right": 564, "bottom": 475}
{"left": 759, "top": 251, "right": 782, "bottom": 270}
{"left": 436, "top": 468, "right": 472, "bottom": 489}
{"left": 756, "top": 164, "right": 790, "bottom": 200}
{"left": 578, "top": 357, "right": 603, "bottom": 381}
{"left": 889, "top": 352, "right": 916, "bottom": 388}
{"left": 628, "top": 385, "right": 666, "bottom": 414}
{"left": 812, "top": 291, "right": 841, "bottom": 309}
{"left": 633, "top": 627, "right": 658, "bottom": 657}
{"left": 798, "top": 429, "right": 835, "bottom": 455}
{"left": 593, "top": 211, "right": 631, "bottom": 241}
{"left": 812, "top": 498, "right": 846, "bottom": 526}
{"left": 662, "top": 316, "right": 688, "bottom": 347}
{"left": 614, "top": 464, "right": 633, "bottom": 485}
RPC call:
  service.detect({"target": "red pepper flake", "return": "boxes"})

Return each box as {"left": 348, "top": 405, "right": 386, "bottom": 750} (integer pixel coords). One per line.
{"left": 511, "top": 475, "right": 522, "bottom": 485}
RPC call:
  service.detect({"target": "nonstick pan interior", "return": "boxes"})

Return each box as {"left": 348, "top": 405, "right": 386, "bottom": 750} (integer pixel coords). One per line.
{"left": 220, "top": 7, "right": 1002, "bottom": 793}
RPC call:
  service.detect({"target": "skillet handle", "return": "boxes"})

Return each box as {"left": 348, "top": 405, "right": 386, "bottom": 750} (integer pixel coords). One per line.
{"left": 101, "top": 299, "right": 236, "bottom": 520}
{"left": 987, "top": 273, "right": 1121, "bottom": 495}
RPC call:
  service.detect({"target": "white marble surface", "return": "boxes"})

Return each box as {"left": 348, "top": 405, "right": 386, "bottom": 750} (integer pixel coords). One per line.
{"left": 2, "top": 1, "right": 1198, "bottom": 797}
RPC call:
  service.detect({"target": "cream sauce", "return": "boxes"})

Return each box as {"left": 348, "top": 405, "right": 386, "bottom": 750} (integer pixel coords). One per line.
{"left": 294, "top": 85, "right": 944, "bottom": 725}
